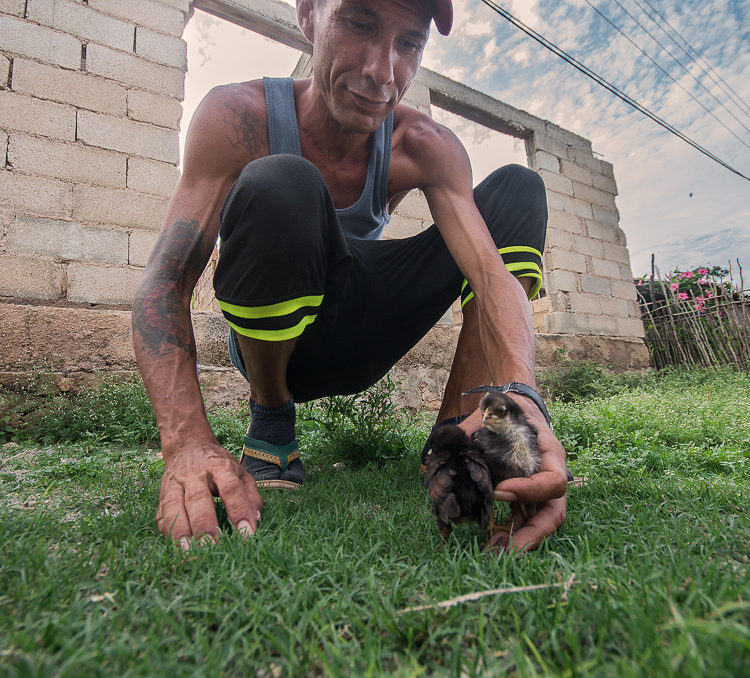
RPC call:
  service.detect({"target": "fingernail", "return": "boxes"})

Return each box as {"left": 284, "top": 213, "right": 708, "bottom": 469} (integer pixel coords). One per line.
{"left": 494, "top": 491, "right": 518, "bottom": 502}
{"left": 237, "top": 519, "right": 255, "bottom": 537}
{"left": 256, "top": 510, "right": 262, "bottom": 522}
{"left": 179, "top": 537, "right": 190, "bottom": 551}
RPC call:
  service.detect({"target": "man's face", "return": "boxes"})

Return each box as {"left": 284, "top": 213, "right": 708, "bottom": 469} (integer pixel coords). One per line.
{"left": 306, "top": 0, "right": 432, "bottom": 133}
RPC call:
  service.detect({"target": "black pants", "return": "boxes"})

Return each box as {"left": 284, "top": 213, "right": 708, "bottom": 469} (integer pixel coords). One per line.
{"left": 214, "top": 155, "right": 547, "bottom": 402}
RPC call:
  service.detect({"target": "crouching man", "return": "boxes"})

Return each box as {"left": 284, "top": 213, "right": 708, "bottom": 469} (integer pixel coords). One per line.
{"left": 132, "top": 0, "right": 567, "bottom": 553}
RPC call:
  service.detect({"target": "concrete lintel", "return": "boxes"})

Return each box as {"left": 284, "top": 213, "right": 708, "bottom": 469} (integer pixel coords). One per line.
{"left": 193, "top": 0, "right": 311, "bottom": 53}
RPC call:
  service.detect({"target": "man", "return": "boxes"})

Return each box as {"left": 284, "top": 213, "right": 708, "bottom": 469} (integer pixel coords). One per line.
{"left": 132, "top": 0, "right": 567, "bottom": 553}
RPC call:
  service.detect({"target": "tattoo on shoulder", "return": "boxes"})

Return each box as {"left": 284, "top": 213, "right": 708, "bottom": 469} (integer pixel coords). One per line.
{"left": 224, "top": 101, "right": 265, "bottom": 156}
{"left": 133, "top": 218, "right": 213, "bottom": 360}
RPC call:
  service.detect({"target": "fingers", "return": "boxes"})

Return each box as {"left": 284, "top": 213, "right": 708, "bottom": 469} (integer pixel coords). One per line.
{"left": 215, "top": 470, "right": 264, "bottom": 537}
{"left": 183, "top": 481, "right": 221, "bottom": 544}
{"left": 155, "top": 477, "right": 192, "bottom": 550}
{"left": 494, "top": 468, "right": 568, "bottom": 504}
{"left": 488, "top": 496, "right": 567, "bottom": 554}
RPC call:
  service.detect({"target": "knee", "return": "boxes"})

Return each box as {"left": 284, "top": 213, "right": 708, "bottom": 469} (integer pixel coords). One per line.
{"left": 476, "top": 163, "right": 547, "bottom": 226}
{"left": 222, "top": 155, "right": 328, "bottom": 225}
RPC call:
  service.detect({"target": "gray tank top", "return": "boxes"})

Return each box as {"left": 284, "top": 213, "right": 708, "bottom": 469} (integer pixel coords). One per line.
{"left": 264, "top": 77, "right": 393, "bottom": 240}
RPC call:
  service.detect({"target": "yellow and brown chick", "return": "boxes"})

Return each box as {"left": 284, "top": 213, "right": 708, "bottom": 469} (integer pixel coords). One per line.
{"left": 423, "top": 425, "right": 494, "bottom": 543}
{"left": 472, "top": 391, "right": 541, "bottom": 488}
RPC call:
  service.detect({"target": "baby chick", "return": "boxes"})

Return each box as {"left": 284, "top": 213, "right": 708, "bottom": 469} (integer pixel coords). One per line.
{"left": 472, "top": 391, "right": 541, "bottom": 487}
{"left": 423, "top": 425, "right": 494, "bottom": 544}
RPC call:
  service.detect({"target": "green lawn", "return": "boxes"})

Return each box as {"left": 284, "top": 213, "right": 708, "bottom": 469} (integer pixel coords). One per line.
{"left": 1, "top": 368, "right": 748, "bottom": 676}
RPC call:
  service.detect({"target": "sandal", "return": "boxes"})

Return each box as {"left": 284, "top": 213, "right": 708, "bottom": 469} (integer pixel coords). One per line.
{"left": 241, "top": 436, "right": 302, "bottom": 490}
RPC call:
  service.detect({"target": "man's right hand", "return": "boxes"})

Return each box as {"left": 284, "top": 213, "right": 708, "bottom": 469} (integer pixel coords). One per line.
{"left": 155, "top": 442, "right": 263, "bottom": 549}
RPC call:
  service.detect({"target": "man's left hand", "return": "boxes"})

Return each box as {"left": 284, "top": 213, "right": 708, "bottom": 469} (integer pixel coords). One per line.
{"left": 459, "top": 394, "right": 567, "bottom": 553}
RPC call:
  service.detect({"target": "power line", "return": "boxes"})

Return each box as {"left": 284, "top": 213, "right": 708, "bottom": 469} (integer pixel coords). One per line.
{"left": 635, "top": 0, "right": 750, "bottom": 119}
{"left": 583, "top": 0, "right": 750, "bottom": 149}
{"left": 607, "top": 0, "right": 750, "bottom": 137}
{"left": 476, "top": 0, "right": 750, "bottom": 182}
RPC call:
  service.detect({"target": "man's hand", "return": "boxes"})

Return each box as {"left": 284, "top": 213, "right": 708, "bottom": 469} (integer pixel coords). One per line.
{"left": 459, "top": 395, "right": 567, "bottom": 553}
{"left": 155, "top": 442, "right": 264, "bottom": 550}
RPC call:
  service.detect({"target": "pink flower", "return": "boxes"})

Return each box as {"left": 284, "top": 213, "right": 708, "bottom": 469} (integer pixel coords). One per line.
{"left": 671, "top": 282, "right": 679, "bottom": 291}
{"left": 698, "top": 279, "right": 708, "bottom": 285}
{"left": 678, "top": 292, "right": 688, "bottom": 300}
{"left": 697, "top": 268, "right": 708, "bottom": 275}
{"left": 705, "top": 291, "right": 713, "bottom": 298}
{"left": 683, "top": 271, "right": 694, "bottom": 279}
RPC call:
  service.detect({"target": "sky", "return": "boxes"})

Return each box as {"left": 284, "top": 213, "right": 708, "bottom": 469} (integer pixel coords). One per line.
{"left": 181, "top": 0, "right": 750, "bottom": 279}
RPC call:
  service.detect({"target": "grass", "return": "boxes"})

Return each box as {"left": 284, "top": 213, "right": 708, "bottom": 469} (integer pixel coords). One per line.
{"left": 1, "top": 367, "right": 748, "bottom": 676}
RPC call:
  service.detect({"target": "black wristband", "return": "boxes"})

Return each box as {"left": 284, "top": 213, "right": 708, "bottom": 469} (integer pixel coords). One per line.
{"left": 463, "top": 382, "right": 552, "bottom": 428}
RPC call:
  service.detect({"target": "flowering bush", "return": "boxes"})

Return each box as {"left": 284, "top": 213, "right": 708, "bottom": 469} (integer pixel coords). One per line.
{"left": 635, "top": 264, "right": 729, "bottom": 311}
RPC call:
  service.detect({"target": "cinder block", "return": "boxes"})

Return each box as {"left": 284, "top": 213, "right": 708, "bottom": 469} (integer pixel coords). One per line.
{"left": 6, "top": 216, "right": 129, "bottom": 264}
{"left": 0, "top": 53, "right": 9, "bottom": 89}
{"left": 0, "top": 302, "right": 30, "bottom": 367}
{"left": 545, "top": 268, "right": 577, "bottom": 293}
{"left": 154, "top": 0, "right": 190, "bottom": 10}
{"left": 588, "top": 314, "right": 619, "bottom": 336}
{"left": 560, "top": 159, "right": 593, "bottom": 186}
{"left": 86, "top": 44, "right": 184, "bottom": 99}
{"left": 0, "top": 0, "right": 26, "bottom": 16}
{"left": 610, "top": 279, "right": 637, "bottom": 301}
{"left": 545, "top": 311, "right": 591, "bottom": 335}
{"left": 88, "top": 0, "right": 186, "bottom": 37}
{"left": 0, "top": 14, "right": 81, "bottom": 69}
{"left": 402, "top": 77, "right": 430, "bottom": 112}
{"left": 619, "top": 262, "right": 633, "bottom": 281}
{"left": 392, "top": 189, "right": 430, "bottom": 221}
{"left": 538, "top": 169, "right": 573, "bottom": 196}
{"left": 599, "top": 296, "right": 629, "bottom": 318}
{"left": 547, "top": 192, "right": 594, "bottom": 220}
{"left": 593, "top": 172, "right": 618, "bottom": 195}
{"left": 129, "top": 228, "right": 160, "bottom": 266}
{"left": 573, "top": 181, "right": 617, "bottom": 209}
{"left": 600, "top": 160, "right": 615, "bottom": 179}
{"left": 592, "top": 204, "right": 620, "bottom": 226}
{"left": 590, "top": 257, "right": 621, "bottom": 279}
{"left": 8, "top": 135, "right": 126, "bottom": 188}
{"left": 72, "top": 184, "right": 169, "bottom": 231}
{"left": 127, "top": 89, "right": 183, "bottom": 129}
{"left": 544, "top": 248, "right": 586, "bottom": 273}
{"left": 528, "top": 150, "right": 559, "bottom": 173}
{"left": 617, "top": 317, "right": 646, "bottom": 338}
{"left": 386, "top": 213, "right": 427, "bottom": 239}
{"left": 0, "top": 253, "right": 64, "bottom": 300}
{"left": 569, "top": 292, "right": 601, "bottom": 315}
{"left": 544, "top": 226, "right": 572, "bottom": 251}
{"left": 603, "top": 242, "right": 631, "bottom": 264}
{"left": 0, "top": 170, "right": 73, "bottom": 218}
{"left": 26, "top": 0, "right": 134, "bottom": 52}
{"left": 0, "top": 131, "right": 6, "bottom": 169}
{"left": 12, "top": 59, "right": 128, "bottom": 116}
{"left": 67, "top": 263, "right": 143, "bottom": 305}
{"left": 571, "top": 148, "right": 603, "bottom": 174}
{"left": 581, "top": 274, "right": 611, "bottom": 296}
{"left": 126, "top": 157, "right": 180, "bottom": 197}
{"left": 135, "top": 26, "right": 187, "bottom": 70}
{"left": 627, "top": 299, "right": 640, "bottom": 318}
{"left": 547, "top": 208, "right": 584, "bottom": 235}
{"left": 0, "top": 90, "right": 76, "bottom": 140}
{"left": 543, "top": 122, "right": 592, "bottom": 153}
{"left": 572, "top": 234, "right": 604, "bottom": 258}
{"left": 528, "top": 132, "right": 569, "bottom": 159}
{"left": 549, "top": 291, "right": 570, "bottom": 313}
{"left": 586, "top": 219, "right": 619, "bottom": 243}
{"left": 77, "top": 110, "right": 179, "bottom": 163}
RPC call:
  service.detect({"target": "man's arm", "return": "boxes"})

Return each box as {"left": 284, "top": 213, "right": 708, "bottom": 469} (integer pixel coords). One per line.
{"left": 133, "top": 85, "right": 266, "bottom": 547}
{"left": 411, "top": 122, "right": 567, "bottom": 551}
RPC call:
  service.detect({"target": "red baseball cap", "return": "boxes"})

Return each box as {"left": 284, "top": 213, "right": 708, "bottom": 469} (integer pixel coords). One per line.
{"left": 432, "top": 0, "right": 453, "bottom": 36}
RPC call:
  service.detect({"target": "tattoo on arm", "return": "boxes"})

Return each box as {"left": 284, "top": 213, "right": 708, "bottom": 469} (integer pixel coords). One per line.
{"left": 133, "top": 218, "right": 213, "bottom": 359}
{"left": 224, "top": 101, "right": 265, "bottom": 156}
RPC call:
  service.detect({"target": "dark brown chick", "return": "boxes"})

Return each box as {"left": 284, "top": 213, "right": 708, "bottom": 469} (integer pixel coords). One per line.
{"left": 472, "top": 392, "right": 541, "bottom": 488}
{"left": 423, "top": 425, "right": 494, "bottom": 543}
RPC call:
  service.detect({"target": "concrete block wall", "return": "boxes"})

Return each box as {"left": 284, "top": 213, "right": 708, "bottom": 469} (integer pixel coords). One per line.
{"left": 0, "top": 0, "right": 187, "bottom": 312}
{"left": 526, "top": 123, "right": 644, "bottom": 339}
